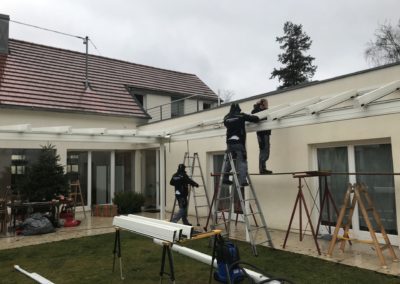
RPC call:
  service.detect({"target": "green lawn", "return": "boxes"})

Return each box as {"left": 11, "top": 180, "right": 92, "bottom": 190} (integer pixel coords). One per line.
{"left": 0, "top": 232, "right": 399, "bottom": 283}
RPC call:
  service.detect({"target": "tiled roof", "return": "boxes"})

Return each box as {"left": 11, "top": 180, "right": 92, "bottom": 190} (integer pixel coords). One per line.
{"left": 0, "top": 39, "right": 217, "bottom": 118}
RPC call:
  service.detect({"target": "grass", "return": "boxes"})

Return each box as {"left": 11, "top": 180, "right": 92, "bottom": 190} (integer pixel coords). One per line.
{"left": 0, "top": 232, "right": 399, "bottom": 283}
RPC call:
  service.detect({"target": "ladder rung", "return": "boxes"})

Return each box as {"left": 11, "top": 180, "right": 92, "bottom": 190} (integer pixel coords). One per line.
{"left": 337, "top": 236, "right": 374, "bottom": 244}
{"left": 380, "top": 244, "right": 390, "bottom": 250}
{"left": 195, "top": 205, "right": 209, "bottom": 208}
{"left": 257, "top": 240, "right": 272, "bottom": 246}
{"left": 217, "top": 197, "right": 231, "bottom": 201}
{"left": 245, "top": 212, "right": 260, "bottom": 217}
{"left": 244, "top": 198, "right": 256, "bottom": 202}
{"left": 214, "top": 223, "right": 228, "bottom": 228}
{"left": 249, "top": 226, "right": 266, "bottom": 232}
{"left": 366, "top": 207, "right": 374, "bottom": 211}
{"left": 194, "top": 194, "right": 206, "bottom": 198}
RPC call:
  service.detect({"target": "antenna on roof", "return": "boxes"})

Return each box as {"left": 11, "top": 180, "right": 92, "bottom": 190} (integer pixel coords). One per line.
{"left": 83, "top": 36, "right": 91, "bottom": 90}
{"left": 9, "top": 19, "right": 96, "bottom": 90}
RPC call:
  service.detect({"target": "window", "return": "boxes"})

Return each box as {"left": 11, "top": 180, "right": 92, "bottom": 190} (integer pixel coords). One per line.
{"left": 67, "top": 151, "right": 88, "bottom": 205}
{"left": 354, "top": 144, "right": 396, "bottom": 234}
{"left": 0, "top": 149, "right": 42, "bottom": 190}
{"left": 171, "top": 97, "right": 184, "bottom": 117}
{"left": 134, "top": 93, "right": 145, "bottom": 108}
{"left": 317, "top": 143, "right": 397, "bottom": 236}
{"left": 203, "top": 102, "right": 212, "bottom": 110}
{"left": 115, "top": 151, "right": 134, "bottom": 193}
{"left": 11, "top": 154, "right": 27, "bottom": 175}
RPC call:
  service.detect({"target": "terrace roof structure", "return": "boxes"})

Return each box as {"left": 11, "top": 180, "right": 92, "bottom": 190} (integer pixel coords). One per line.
{"left": 0, "top": 80, "right": 399, "bottom": 143}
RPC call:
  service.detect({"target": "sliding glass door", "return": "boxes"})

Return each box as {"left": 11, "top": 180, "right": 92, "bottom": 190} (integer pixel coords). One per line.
{"left": 317, "top": 143, "right": 397, "bottom": 242}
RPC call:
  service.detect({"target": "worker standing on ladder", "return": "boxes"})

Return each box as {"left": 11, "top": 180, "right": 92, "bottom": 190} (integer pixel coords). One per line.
{"left": 222, "top": 103, "right": 260, "bottom": 187}
{"left": 251, "top": 98, "right": 272, "bottom": 174}
{"left": 170, "top": 164, "right": 199, "bottom": 225}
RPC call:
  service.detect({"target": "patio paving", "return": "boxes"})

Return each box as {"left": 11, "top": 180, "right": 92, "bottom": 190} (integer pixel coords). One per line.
{"left": 1, "top": 211, "right": 400, "bottom": 277}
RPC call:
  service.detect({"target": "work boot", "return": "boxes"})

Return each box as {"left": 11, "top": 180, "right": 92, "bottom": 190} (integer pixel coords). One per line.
{"left": 260, "top": 169, "right": 273, "bottom": 174}
{"left": 222, "top": 180, "right": 233, "bottom": 185}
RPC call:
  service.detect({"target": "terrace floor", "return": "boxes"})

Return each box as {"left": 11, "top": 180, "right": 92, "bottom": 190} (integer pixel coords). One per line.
{"left": 1, "top": 211, "right": 400, "bottom": 277}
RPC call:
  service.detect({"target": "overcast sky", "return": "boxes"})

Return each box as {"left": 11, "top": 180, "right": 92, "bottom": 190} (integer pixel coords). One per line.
{"left": 2, "top": 0, "right": 399, "bottom": 100}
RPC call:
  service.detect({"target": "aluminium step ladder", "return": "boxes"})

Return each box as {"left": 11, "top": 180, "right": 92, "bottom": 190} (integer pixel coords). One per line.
{"left": 69, "top": 179, "right": 86, "bottom": 218}
{"left": 170, "top": 152, "right": 211, "bottom": 227}
{"left": 211, "top": 151, "right": 274, "bottom": 255}
{"left": 327, "top": 183, "right": 398, "bottom": 268}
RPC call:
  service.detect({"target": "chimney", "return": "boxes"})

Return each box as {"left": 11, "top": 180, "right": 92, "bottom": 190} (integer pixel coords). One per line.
{"left": 0, "top": 14, "right": 10, "bottom": 55}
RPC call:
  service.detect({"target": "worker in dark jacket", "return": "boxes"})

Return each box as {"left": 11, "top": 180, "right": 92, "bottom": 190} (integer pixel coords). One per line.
{"left": 222, "top": 103, "right": 260, "bottom": 186}
{"left": 252, "top": 98, "right": 272, "bottom": 174}
{"left": 170, "top": 164, "right": 199, "bottom": 225}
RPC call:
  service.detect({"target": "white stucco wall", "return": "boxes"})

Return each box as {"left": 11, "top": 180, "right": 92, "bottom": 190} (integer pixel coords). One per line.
{"left": 146, "top": 93, "right": 171, "bottom": 121}
{"left": 142, "top": 64, "right": 400, "bottom": 234}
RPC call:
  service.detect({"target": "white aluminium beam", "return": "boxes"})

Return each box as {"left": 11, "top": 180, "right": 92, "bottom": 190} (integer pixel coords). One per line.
{"left": 0, "top": 124, "right": 31, "bottom": 132}
{"left": 31, "top": 126, "right": 72, "bottom": 134}
{"left": 128, "top": 214, "right": 193, "bottom": 239}
{"left": 70, "top": 128, "right": 107, "bottom": 135}
{"left": 250, "top": 103, "right": 290, "bottom": 120}
{"left": 105, "top": 129, "right": 137, "bottom": 136}
{"left": 266, "top": 97, "right": 321, "bottom": 120}
{"left": 306, "top": 89, "right": 358, "bottom": 115}
{"left": 135, "top": 130, "right": 165, "bottom": 137}
{"left": 165, "top": 117, "right": 224, "bottom": 136}
{"left": 113, "top": 215, "right": 182, "bottom": 243}
{"left": 354, "top": 80, "right": 400, "bottom": 108}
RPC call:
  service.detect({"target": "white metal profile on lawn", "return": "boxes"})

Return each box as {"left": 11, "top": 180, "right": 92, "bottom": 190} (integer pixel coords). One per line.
{"left": 113, "top": 215, "right": 193, "bottom": 242}
{"left": 127, "top": 214, "right": 194, "bottom": 239}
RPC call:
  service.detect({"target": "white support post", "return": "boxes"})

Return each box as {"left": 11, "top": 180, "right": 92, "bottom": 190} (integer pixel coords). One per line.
{"left": 110, "top": 151, "right": 115, "bottom": 203}
{"left": 160, "top": 142, "right": 166, "bottom": 220}
{"left": 135, "top": 150, "right": 142, "bottom": 194}
{"left": 87, "top": 151, "right": 92, "bottom": 210}
{"left": 156, "top": 149, "right": 160, "bottom": 210}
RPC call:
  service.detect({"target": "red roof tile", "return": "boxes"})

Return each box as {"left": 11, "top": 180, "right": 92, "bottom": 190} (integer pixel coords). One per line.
{"left": 0, "top": 39, "right": 217, "bottom": 118}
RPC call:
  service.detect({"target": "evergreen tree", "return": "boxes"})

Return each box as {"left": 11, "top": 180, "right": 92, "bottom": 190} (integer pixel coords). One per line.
{"left": 18, "top": 144, "right": 68, "bottom": 201}
{"left": 270, "top": 21, "right": 317, "bottom": 89}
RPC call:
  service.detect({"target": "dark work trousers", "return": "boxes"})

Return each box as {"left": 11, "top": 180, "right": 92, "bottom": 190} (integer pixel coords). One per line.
{"left": 257, "top": 133, "right": 270, "bottom": 172}
{"left": 223, "top": 143, "right": 248, "bottom": 185}
{"left": 171, "top": 197, "right": 190, "bottom": 225}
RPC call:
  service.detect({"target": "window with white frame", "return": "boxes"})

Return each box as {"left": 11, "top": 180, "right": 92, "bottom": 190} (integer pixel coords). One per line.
{"left": 171, "top": 96, "right": 184, "bottom": 117}
{"left": 317, "top": 143, "right": 397, "bottom": 235}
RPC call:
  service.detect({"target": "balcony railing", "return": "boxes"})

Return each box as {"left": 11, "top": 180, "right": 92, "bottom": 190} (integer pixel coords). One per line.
{"left": 145, "top": 94, "right": 219, "bottom": 122}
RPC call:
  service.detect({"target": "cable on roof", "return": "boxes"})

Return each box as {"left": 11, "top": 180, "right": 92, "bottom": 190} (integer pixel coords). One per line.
{"left": 10, "top": 19, "right": 85, "bottom": 40}
{"left": 10, "top": 19, "right": 101, "bottom": 56}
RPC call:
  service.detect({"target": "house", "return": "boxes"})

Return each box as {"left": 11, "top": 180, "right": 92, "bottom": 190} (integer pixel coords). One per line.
{"left": 0, "top": 14, "right": 218, "bottom": 210}
{"left": 146, "top": 62, "right": 400, "bottom": 246}
{"left": 2, "top": 12, "right": 400, "bottom": 249}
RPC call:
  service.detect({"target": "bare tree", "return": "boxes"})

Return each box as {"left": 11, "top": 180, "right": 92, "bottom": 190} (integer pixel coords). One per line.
{"left": 365, "top": 20, "right": 400, "bottom": 66}
{"left": 217, "top": 89, "right": 235, "bottom": 104}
